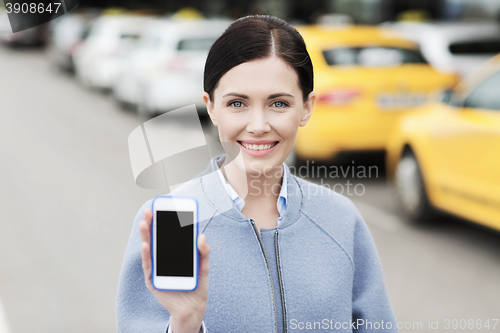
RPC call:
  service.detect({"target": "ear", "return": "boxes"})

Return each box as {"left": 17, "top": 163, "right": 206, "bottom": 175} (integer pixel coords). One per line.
{"left": 299, "top": 91, "right": 316, "bottom": 127}
{"left": 203, "top": 92, "right": 218, "bottom": 127}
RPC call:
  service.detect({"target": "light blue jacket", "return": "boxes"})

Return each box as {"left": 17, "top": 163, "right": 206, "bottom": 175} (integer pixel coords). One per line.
{"left": 117, "top": 154, "right": 398, "bottom": 333}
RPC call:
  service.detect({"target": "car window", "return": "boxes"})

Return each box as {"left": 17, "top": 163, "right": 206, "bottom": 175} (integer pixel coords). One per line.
{"left": 463, "top": 70, "right": 500, "bottom": 111}
{"left": 120, "top": 33, "right": 140, "bottom": 41}
{"left": 449, "top": 40, "right": 500, "bottom": 55}
{"left": 322, "top": 47, "right": 427, "bottom": 66}
{"left": 177, "top": 38, "right": 217, "bottom": 51}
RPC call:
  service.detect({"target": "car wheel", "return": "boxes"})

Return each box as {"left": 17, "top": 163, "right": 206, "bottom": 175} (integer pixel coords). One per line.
{"left": 394, "top": 150, "right": 435, "bottom": 222}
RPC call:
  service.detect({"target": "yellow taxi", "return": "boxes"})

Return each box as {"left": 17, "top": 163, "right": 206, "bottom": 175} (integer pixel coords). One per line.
{"left": 386, "top": 54, "right": 500, "bottom": 230}
{"left": 292, "top": 24, "right": 458, "bottom": 163}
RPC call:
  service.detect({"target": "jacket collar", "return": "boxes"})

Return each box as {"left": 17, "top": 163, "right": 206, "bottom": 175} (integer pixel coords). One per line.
{"left": 199, "top": 154, "right": 303, "bottom": 228}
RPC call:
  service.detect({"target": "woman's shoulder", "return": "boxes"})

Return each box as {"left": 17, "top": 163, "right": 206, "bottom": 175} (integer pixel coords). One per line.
{"left": 292, "top": 175, "right": 360, "bottom": 216}
{"left": 290, "top": 175, "right": 364, "bottom": 238}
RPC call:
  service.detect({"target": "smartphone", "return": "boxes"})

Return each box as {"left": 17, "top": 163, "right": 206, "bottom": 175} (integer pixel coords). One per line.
{"left": 151, "top": 196, "right": 199, "bottom": 291}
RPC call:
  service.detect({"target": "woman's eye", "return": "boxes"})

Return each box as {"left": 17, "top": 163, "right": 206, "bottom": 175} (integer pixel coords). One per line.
{"left": 272, "top": 101, "right": 288, "bottom": 108}
{"left": 229, "top": 101, "right": 244, "bottom": 108}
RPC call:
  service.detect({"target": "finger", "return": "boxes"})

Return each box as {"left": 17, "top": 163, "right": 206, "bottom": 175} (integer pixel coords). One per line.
{"left": 198, "top": 234, "right": 210, "bottom": 279}
{"left": 139, "top": 219, "right": 150, "bottom": 245}
{"left": 141, "top": 241, "right": 153, "bottom": 289}
{"left": 198, "top": 233, "right": 210, "bottom": 256}
{"left": 144, "top": 208, "right": 152, "bottom": 227}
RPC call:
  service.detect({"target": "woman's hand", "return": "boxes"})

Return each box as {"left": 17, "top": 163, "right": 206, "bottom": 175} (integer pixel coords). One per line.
{"left": 140, "top": 208, "right": 210, "bottom": 333}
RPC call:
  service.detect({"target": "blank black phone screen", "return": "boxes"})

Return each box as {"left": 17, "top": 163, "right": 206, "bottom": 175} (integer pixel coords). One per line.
{"left": 156, "top": 210, "right": 194, "bottom": 277}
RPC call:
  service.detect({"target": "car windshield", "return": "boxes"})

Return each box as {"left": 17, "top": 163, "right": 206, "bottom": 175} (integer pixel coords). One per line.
{"left": 177, "top": 37, "right": 218, "bottom": 51}
{"left": 463, "top": 70, "right": 500, "bottom": 110}
{"left": 323, "top": 46, "right": 427, "bottom": 67}
{"left": 449, "top": 40, "right": 500, "bottom": 55}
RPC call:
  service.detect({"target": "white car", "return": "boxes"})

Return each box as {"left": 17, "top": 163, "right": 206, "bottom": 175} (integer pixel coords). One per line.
{"left": 112, "top": 18, "right": 176, "bottom": 108}
{"left": 129, "top": 18, "right": 230, "bottom": 117}
{"left": 382, "top": 21, "right": 500, "bottom": 77}
{"left": 73, "top": 14, "right": 153, "bottom": 90}
{"left": 47, "top": 10, "right": 99, "bottom": 73}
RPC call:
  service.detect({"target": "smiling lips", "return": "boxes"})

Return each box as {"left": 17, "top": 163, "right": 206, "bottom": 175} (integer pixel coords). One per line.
{"left": 237, "top": 140, "right": 279, "bottom": 157}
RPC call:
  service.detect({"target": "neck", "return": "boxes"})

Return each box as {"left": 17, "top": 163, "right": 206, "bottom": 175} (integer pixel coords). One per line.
{"left": 221, "top": 160, "right": 283, "bottom": 205}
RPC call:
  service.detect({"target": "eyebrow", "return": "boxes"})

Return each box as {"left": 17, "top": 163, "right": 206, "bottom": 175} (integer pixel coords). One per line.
{"left": 269, "top": 92, "right": 294, "bottom": 99}
{"left": 222, "top": 92, "right": 295, "bottom": 99}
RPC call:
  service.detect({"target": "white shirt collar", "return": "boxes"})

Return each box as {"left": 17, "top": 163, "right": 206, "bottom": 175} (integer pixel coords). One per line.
{"left": 216, "top": 163, "right": 288, "bottom": 224}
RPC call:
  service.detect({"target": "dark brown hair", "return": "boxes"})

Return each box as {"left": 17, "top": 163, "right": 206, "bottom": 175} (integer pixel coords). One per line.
{"left": 204, "top": 15, "right": 313, "bottom": 102}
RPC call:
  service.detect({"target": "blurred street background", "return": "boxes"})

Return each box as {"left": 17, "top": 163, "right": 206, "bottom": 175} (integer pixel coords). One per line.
{"left": 1, "top": 0, "right": 500, "bottom": 332}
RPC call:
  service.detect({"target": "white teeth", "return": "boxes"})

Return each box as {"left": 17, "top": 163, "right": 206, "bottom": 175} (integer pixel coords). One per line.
{"left": 240, "top": 142, "right": 277, "bottom": 150}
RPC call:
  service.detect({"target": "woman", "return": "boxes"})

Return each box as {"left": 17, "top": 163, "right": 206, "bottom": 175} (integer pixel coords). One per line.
{"left": 117, "top": 15, "right": 398, "bottom": 333}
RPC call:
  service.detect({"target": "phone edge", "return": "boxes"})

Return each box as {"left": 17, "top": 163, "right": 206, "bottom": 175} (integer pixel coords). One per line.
{"left": 150, "top": 195, "right": 200, "bottom": 292}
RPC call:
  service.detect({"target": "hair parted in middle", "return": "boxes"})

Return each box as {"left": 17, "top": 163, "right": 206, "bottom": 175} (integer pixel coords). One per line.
{"left": 203, "top": 15, "right": 314, "bottom": 103}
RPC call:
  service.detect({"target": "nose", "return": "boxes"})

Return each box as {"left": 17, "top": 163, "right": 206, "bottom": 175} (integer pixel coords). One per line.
{"left": 246, "top": 108, "right": 271, "bottom": 135}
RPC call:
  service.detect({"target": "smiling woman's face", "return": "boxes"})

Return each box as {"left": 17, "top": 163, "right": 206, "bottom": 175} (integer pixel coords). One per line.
{"left": 204, "top": 56, "right": 315, "bottom": 176}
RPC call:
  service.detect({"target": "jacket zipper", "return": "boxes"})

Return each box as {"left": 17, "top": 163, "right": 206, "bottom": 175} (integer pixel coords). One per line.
{"left": 250, "top": 218, "right": 278, "bottom": 333}
{"left": 275, "top": 229, "right": 287, "bottom": 333}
